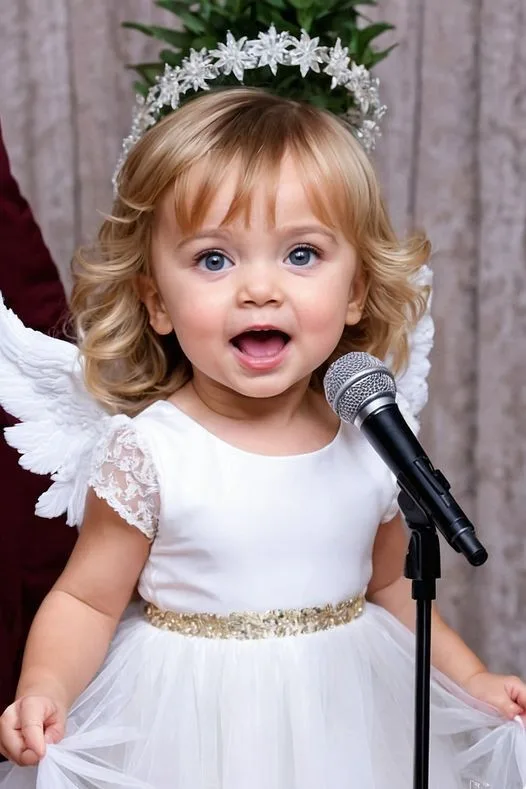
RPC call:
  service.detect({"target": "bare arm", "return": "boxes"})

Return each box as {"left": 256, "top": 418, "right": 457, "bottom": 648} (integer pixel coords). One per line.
{"left": 16, "top": 489, "right": 151, "bottom": 710}
{"left": 366, "top": 513, "right": 487, "bottom": 686}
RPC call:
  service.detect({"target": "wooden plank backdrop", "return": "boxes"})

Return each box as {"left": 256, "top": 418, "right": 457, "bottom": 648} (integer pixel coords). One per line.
{"left": 0, "top": 0, "right": 525, "bottom": 673}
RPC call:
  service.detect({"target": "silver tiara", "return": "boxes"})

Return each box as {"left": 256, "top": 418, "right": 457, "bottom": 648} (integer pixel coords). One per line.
{"left": 113, "top": 25, "right": 387, "bottom": 192}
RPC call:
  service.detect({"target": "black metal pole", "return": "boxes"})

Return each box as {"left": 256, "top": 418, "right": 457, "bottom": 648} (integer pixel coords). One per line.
{"left": 414, "top": 596, "right": 432, "bottom": 789}
{"left": 399, "top": 491, "right": 441, "bottom": 789}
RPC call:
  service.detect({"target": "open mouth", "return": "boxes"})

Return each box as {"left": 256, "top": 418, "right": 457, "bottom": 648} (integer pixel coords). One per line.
{"left": 230, "top": 329, "right": 291, "bottom": 359}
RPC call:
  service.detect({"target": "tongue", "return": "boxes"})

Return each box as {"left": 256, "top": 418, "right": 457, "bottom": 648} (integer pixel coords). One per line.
{"left": 235, "top": 331, "right": 287, "bottom": 358}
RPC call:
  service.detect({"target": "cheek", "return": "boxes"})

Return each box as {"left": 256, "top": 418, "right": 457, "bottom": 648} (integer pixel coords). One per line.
{"left": 170, "top": 302, "right": 216, "bottom": 340}
{"left": 296, "top": 279, "right": 353, "bottom": 333}
{"left": 161, "top": 280, "right": 226, "bottom": 345}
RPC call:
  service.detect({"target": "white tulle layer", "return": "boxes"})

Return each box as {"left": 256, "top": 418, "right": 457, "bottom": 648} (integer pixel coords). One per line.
{"left": 1, "top": 602, "right": 525, "bottom": 789}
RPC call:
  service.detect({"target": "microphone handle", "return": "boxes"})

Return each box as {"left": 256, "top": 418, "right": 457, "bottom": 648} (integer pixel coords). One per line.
{"left": 359, "top": 403, "right": 488, "bottom": 567}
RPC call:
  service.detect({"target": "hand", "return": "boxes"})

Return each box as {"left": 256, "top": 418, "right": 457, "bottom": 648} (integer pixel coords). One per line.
{"left": 0, "top": 695, "right": 66, "bottom": 766}
{"left": 463, "top": 671, "right": 526, "bottom": 720}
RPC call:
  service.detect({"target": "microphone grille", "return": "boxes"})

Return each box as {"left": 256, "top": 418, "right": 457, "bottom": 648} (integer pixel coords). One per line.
{"left": 323, "top": 352, "right": 396, "bottom": 423}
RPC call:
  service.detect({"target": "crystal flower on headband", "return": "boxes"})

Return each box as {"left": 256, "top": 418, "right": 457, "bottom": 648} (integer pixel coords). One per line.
{"left": 113, "top": 25, "right": 387, "bottom": 192}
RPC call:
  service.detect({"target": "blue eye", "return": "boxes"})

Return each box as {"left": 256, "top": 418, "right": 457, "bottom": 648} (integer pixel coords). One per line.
{"left": 196, "top": 251, "right": 233, "bottom": 272}
{"left": 287, "top": 246, "right": 318, "bottom": 267}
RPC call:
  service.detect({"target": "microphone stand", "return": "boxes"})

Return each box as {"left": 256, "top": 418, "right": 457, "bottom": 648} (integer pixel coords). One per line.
{"left": 397, "top": 489, "right": 443, "bottom": 789}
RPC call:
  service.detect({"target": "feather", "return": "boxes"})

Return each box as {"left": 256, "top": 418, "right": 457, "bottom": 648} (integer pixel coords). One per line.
{"left": 0, "top": 293, "right": 110, "bottom": 526}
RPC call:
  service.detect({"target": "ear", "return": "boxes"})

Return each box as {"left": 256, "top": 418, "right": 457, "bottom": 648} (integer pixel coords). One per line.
{"left": 136, "top": 275, "right": 173, "bottom": 335}
{"left": 345, "top": 268, "right": 366, "bottom": 326}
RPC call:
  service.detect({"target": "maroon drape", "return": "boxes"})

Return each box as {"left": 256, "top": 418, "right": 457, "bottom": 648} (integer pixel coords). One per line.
{"left": 0, "top": 124, "right": 77, "bottom": 714}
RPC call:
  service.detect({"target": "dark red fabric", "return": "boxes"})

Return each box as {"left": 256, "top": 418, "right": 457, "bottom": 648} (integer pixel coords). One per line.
{"left": 0, "top": 124, "right": 77, "bottom": 714}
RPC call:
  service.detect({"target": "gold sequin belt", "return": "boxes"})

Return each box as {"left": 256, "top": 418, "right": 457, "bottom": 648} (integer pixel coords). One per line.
{"left": 144, "top": 593, "right": 365, "bottom": 640}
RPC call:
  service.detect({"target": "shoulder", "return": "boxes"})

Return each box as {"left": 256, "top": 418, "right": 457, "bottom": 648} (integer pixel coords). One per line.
{"left": 90, "top": 399, "right": 186, "bottom": 482}
{"left": 337, "top": 418, "right": 395, "bottom": 495}
{"left": 337, "top": 418, "right": 366, "bottom": 450}
{"left": 94, "top": 401, "right": 171, "bottom": 451}
{"left": 90, "top": 412, "right": 157, "bottom": 475}
{"left": 89, "top": 410, "right": 162, "bottom": 495}
{"left": 337, "top": 419, "right": 385, "bottom": 479}
{"left": 340, "top": 420, "right": 400, "bottom": 524}
{"left": 88, "top": 412, "right": 161, "bottom": 540}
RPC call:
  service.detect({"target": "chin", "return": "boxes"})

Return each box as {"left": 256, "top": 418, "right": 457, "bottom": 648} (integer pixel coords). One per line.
{"left": 234, "top": 384, "right": 288, "bottom": 400}
{"left": 234, "top": 375, "right": 310, "bottom": 400}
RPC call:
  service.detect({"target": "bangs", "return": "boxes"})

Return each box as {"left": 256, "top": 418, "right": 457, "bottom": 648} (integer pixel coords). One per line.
{"left": 166, "top": 99, "right": 374, "bottom": 241}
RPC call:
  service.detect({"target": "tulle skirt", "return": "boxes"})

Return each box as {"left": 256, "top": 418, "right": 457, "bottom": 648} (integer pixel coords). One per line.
{"left": 1, "top": 601, "right": 525, "bottom": 789}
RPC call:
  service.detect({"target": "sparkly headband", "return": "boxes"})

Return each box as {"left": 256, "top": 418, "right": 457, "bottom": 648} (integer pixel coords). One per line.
{"left": 113, "top": 24, "right": 386, "bottom": 192}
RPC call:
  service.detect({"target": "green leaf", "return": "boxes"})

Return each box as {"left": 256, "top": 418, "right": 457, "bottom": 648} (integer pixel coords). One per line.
{"left": 122, "top": 21, "right": 157, "bottom": 38}
{"left": 189, "top": 35, "right": 220, "bottom": 49}
{"left": 315, "top": 16, "right": 358, "bottom": 38}
{"left": 361, "top": 42, "right": 397, "bottom": 68}
{"left": 123, "top": 0, "right": 398, "bottom": 105}
{"left": 208, "top": 5, "right": 235, "bottom": 19}
{"left": 274, "top": 72, "right": 300, "bottom": 90}
{"left": 132, "top": 80, "right": 150, "bottom": 98}
{"left": 159, "top": 48, "right": 182, "bottom": 67}
{"left": 154, "top": 0, "right": 194, "bottom": 15}
{"left": 178, "top": 11, "right": 208, "bottom": 35}
{"left": 356, "top": 21, "right": 395, "bottom": 50}
{"left": 128, "top": 61, "right": 164, "bottom": 86}
{"left": 256, "top": 5, "right": 287, "bottom": 26}
{"left": 288, "top": 0, "right": 315, "bottom": 8}
{"left": 321, "top": 14, "right": 359, "bottom": 33}
{"left": 341, "top": 26, "right": 357, "bottom": 56}
{"left": 122, "top": 22, "right": 192, "bottom": 50}
{"left": 337, "top": 0, "right": 378, "bottom": 6}
{"left": 297, "top": 8, "right": 315, "bottom": 31}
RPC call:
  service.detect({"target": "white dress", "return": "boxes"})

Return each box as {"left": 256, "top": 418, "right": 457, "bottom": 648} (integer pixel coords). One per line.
{"left": 1, "top": 400, "right": 525, "bottom": 789}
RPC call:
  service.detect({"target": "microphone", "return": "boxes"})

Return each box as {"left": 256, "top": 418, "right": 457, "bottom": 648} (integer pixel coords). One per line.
{"left": 323, "top": 352, "right": 488, "bottom": 567}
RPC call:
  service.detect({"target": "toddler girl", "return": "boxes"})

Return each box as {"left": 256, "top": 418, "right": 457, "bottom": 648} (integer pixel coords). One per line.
{"left": 0, "top": 84, "right": 525, "bottom": 788}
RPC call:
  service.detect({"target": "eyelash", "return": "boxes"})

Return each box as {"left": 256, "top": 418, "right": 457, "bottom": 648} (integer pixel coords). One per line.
{"left": 192, "top": 244, "right": 323, "bottom": 265}
{"left": 289, "top": 244, "right": 322, "bottom": 263}
{"left": 192, "top": 248, "right": 226, "bottom": 265}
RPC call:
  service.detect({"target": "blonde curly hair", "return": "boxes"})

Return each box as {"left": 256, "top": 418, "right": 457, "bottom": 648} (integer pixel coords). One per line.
{"left": 71, "top": 87, "right": 430, "bottom": 415}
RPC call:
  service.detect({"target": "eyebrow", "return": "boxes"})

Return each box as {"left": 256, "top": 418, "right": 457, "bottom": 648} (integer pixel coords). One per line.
{"left": 281, "top": 225, "right": 338, "bottom": 242}
{"left": 175, "top": 228, "right": 232, "bottom": 249}
{"left": 175, "top": 224, "right": 338, "bottom": 248}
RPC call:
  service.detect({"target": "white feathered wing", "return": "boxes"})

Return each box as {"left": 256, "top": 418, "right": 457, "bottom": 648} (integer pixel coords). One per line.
{"left": 0, "top": 293, "right": 111, "bottom": 526}
{"left": 391, "top": 264, "right": 434, "bottom": 431}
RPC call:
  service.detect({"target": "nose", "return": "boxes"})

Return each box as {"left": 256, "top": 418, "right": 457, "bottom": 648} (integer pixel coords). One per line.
{"left": 236, "top": 262, "right": 284, "bottom": 307}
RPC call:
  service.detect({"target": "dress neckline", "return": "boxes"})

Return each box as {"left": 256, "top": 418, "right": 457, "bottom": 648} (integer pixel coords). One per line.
{"left": 149, "top": 399, "right": 345, "bottom": 461}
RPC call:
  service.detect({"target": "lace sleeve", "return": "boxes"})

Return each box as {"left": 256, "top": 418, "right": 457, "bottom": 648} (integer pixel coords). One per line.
{"left": 88, "top": 422, "right": 160, "bottom": 540}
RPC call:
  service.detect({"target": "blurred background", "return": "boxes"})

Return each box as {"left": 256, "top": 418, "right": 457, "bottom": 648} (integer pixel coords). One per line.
{"left": 0, "top": 0, "right": 524, "bottom": 673}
